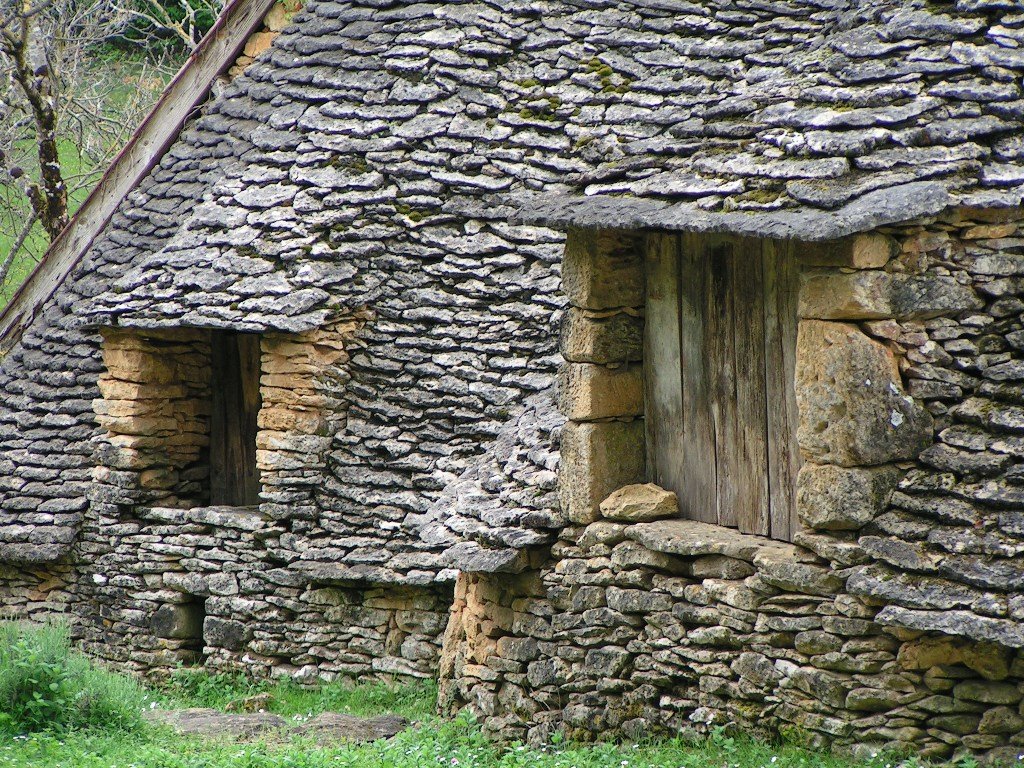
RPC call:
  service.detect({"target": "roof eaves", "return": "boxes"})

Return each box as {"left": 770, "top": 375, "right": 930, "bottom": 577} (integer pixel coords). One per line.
{"left": 514, "top": 182, "right": 953, "bottom": 242}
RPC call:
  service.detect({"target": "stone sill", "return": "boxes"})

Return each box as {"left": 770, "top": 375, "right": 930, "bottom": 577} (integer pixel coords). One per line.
{"left": 143, "top": 505, "right": 268, "bottom": 532}
{"left": 625, "top": 519, "right": 815, "bottom": 566}
{"left": 292, "top": 560, "right": 457, "bottom": 588}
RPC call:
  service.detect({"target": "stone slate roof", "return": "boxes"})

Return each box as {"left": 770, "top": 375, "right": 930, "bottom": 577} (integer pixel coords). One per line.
{"left": 417, "top": 388, "right": 564, "bottom": 574}
{"left": 1, "top": 0, "right": 1022, "bottom": 572}
{"left": 78, "top": 0, "right": 1024, "bottom": 329}
{"left": 519, "top": 0, "right": 1024, "bottom": 238}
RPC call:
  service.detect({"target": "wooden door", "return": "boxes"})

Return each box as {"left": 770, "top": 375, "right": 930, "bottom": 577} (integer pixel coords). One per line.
{"left": 644, "top": 234, "right": 800, "bottom": 540}
{"left": 210, "top": 331, "right": 262, "bottom": 507}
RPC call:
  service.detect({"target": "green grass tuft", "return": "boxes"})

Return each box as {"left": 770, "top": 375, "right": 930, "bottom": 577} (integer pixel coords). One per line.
{"left": 0, "top": 621, "right": 145, "bottom": 734}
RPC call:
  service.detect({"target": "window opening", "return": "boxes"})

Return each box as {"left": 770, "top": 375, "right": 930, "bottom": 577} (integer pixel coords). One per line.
{"left": 209, "top": 331, "right": 262, "bottom": 507}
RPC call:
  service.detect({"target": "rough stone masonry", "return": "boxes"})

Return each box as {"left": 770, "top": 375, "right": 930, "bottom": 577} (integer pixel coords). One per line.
{"left": 0, "top": 0, "right": 1023, "bottom": 762}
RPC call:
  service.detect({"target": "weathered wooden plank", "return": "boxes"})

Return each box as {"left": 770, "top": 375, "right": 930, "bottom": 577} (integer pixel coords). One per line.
{"left": 679, "top": 233, "right": 718, "bottom": 524}
{"left": 764, "top": 240, "right": 802, "bottom": 541}
{"left": 0, "top": 0, "right": 279, "bottom": 352}
{"left": 647, "top": 233, "right": 800, "bottom": 539}
{"left": 238, "top": 333, "right": 263, "bottom": 505}
{"left": 210, "top": 332, "right": 231, "bottom": 505}
{"left": 644, "top": 233, "right": 684, "bottom": 496}
{"left": 704, "top": 237, "right": 737, "bottom": 528}
{"left": 210, "top": 332, "right": 262, "bottom": 507}
{"left": 733, "top": 237, "right": 769, "bottom": 536}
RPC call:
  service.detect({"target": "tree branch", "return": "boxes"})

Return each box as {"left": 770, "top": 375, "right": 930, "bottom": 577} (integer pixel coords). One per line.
{"left": 0, "top": 211, "right": 38, "bottom": 290}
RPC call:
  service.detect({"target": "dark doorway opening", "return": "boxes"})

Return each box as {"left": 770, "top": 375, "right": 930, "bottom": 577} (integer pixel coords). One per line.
{"left": 209, "top": 331, "right": 262, "bottom": 507}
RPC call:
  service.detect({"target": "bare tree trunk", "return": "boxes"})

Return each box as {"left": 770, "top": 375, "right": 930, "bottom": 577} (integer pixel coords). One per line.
{"left": 0, "top": 0, "right": 184, "bottom": 301}
{"left": 0, "top": 0, "right": 69, "bottom": 240}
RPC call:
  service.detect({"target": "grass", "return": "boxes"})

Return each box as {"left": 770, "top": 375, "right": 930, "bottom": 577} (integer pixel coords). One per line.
{"left": 0, "top": 711, "right": 906, "bottom": 768}
{"left": 156, "top": 669, "right": 438, "bottom": 721}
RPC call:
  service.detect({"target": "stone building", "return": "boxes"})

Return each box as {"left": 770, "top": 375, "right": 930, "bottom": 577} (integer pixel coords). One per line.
{"left": 1, "top": 0, "right": 1023, "bottom": 760}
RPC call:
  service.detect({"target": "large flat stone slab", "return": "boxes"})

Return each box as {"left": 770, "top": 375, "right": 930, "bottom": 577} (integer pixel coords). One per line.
{"left": 876, "top": 607, "right": 1024, "bottom": 649}
{"left": 145, "top": 709, "right": 289, "bottom": 740}
{"left": 292, "top": 712, "right": 408, "bottom": 745}
{"left": 624, "top": 519, "right": 800, "bottom": 563}
{"left": 145, "top": 708, "right": 409, "bottom": 744}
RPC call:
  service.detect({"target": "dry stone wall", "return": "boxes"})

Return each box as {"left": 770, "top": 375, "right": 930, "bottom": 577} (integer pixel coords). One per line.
{"left": 442, "top": 518, "right": 1024, "bottom": 762}
{"left": 73, "top": 317, "right": 458, "bottom": 680}
{"left": 75, "top": 504, "right": 451, "bottom": 680}
{"left": 852, "top": 211, "right": 1024, "bottom": 650}
{"left": 0, "top": 0, "right": 320, "bottom": 567}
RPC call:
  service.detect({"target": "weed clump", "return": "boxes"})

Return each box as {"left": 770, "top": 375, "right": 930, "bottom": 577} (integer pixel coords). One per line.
{"left": 0, "top": 621, "right": 144, "bottom": 734}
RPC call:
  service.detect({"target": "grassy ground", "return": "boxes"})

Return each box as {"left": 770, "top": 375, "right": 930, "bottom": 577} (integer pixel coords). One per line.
{"left": 0, "top": 667, "right": 912, "bottom": 768}
{"left": 156, "top": 669, "right": 438, "bottom": 721}
{"left": 0, "top": 708, "right": 902, "bottom": 768}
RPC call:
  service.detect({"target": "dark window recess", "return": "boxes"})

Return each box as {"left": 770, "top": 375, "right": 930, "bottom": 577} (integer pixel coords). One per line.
{"left": 209, "top": 331, "right": 262, "bottom": 507}
{"left": 151, "top": 599, "right": 207, "bottom": 664}
{"left": 645, "top": 234, "right": 801, "bottom": 541}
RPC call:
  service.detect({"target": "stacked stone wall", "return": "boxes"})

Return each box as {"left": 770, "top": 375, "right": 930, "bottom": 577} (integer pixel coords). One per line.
{"left": 258, "top": 317, "right": 360, "bottom": 525}
{"left": 0, "top": 561, "right": 73, "bottom": 624}
{"left": 444, "top": 520, "right": 1024, "bottom": 761}
{"left": 76, "top": 504, "right": 451, "bottom": 680}
{"left": 854, "top": 210, "right": 1024, "bottom": 647}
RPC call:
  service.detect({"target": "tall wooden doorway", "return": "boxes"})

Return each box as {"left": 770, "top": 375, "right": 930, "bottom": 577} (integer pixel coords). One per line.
{"left": 645, "top": 234, "right": 801, "bottom": 541}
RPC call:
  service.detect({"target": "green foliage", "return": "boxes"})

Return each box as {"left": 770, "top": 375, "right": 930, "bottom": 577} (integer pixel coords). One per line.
{"left": 0, "top": 710, "right": 907, "bottom": 768}
{"left": 159, "top": 670, "right": 265, "bottom": 709}
{"left": 0, "top": 621, "right": 144, "bottom": 734}
{"left": 114, "top": 0, "right": 221, "bottom": 53}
